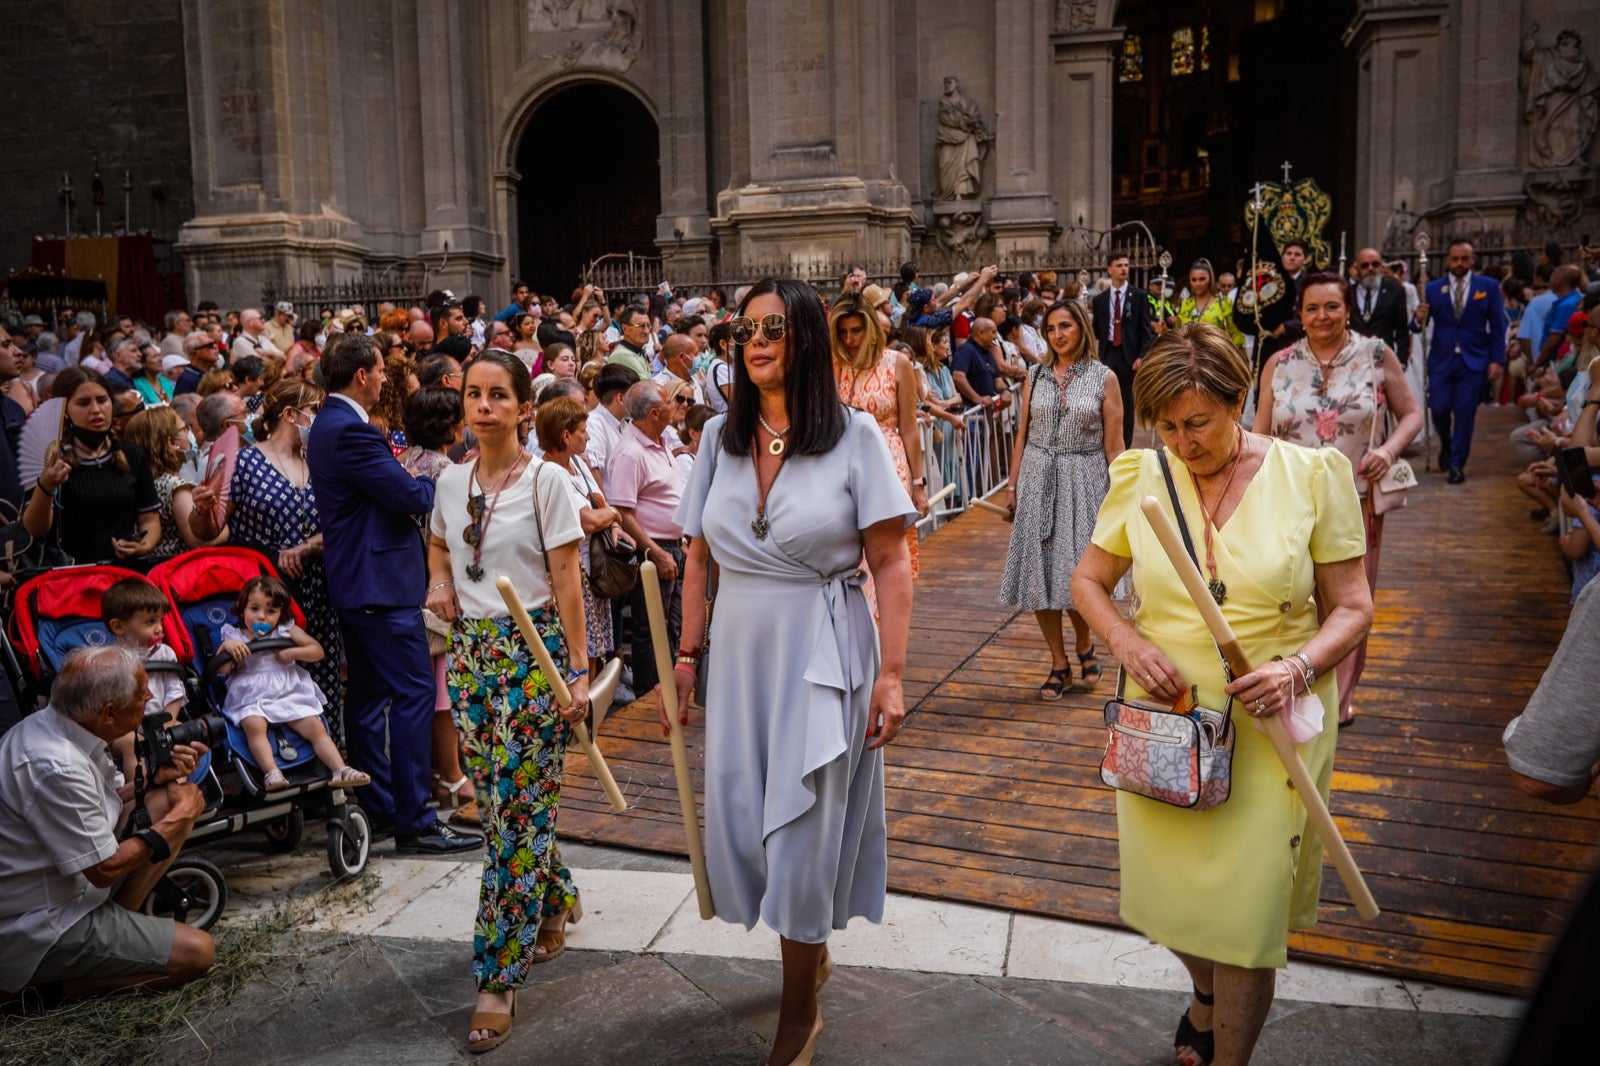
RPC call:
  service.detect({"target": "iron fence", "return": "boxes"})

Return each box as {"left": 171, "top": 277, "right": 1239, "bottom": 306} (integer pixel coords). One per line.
{"left": 584, "top": 237, "right": 1167, "bottom": 304}
{"left": 261, "top": 276, "right": 431, "bottom": 317}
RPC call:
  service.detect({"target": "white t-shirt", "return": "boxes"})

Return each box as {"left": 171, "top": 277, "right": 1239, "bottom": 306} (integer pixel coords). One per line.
{"left": 144, "top": 642, "right": 187, "bottom": 717}
{"left": 429, "top": 459, "right": 583, "bottom": 617}
{"left": 707, "top": 358, "right": 733, "bottom": 414}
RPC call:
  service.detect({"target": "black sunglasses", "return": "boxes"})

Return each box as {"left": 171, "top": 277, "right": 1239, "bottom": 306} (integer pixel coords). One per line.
{"left": 729, "top": 314, "right": 787, "bottom": 345}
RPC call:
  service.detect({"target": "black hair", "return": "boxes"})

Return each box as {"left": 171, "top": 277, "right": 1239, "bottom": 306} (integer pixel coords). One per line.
{"left": 297, "top": 320, "right": 320, "bottom": 345}
{"left": 708, "top": 319, "right": 731, "bottom": 354}
{"left": 230, "top": 354, "right": 266, "bottom": 384}
{"left": 1106, "top": 251, "right": 1130, "bottom": 268}
{"left": 462, "top": 295, "right": 484, "bottom": 319}
{"left": 433, "top": 335, "right": 472, "bottom": 360}
{"left": 402, "top": 386, "right": 464, "bottom": 451}
{"left": 594, "top": 363, "right": 639, "bottom": 403}
{"left": 415, "top": 352, "right": 463, "bottom": 390}
{"left": 721, "top": 277, "right": 846, "bottom": 458}
{"left": 321, "top": 332, "right": 381, "bottom": 391}
{"left": 617, "top": 304, "right": 648, "bottom": 329}
{"left": 673, "top": 314, "right": 705, "bottom": 335}
{"left": 1281, "top": 239, "right": 1311, "bottom": 257}
{"left": 900, "top": 261, "right": 918, "bottom": 283}
{"left": 996, "top": 317, "right": 1020, "bottom": 340}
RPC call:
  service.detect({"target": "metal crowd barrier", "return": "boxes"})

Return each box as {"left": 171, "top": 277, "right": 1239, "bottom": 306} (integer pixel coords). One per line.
{"left": 916, "top": 382, "right": 1022, "bottom": 537}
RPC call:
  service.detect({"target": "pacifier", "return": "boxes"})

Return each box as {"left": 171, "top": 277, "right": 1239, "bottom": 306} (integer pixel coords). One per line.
{"left": 251, "top": 621, "right": 274, "bottom": 637}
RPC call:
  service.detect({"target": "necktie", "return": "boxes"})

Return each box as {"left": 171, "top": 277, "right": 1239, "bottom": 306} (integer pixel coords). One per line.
{"left": 1111, "top": 290, "right": 1123, "bottom": 347}
{"left": 1453, "top": 278, "right": 1466, "bottom": 318}
{"left": 1361, "top": 290, "right": 1372, "bottom": 318}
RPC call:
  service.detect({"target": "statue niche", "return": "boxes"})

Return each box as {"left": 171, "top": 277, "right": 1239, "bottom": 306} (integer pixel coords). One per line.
{"left": 1519, "top": 24, "right": 1599, "bottom": 170}
{"left": 935, "top": 76, "right": 991, "bottom": 201}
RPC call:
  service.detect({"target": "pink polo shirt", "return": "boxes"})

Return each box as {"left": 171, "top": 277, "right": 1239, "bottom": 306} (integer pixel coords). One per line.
{"left": 606, "top": 422, "right": 685, "bottom": 541}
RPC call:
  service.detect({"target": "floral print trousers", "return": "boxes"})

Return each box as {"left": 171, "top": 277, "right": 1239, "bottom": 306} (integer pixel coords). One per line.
{"left": 448, "top": 609, "right": 578, "bottom": 992}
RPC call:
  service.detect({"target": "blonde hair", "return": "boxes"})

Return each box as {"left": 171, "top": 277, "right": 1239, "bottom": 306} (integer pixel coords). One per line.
{"left": 1133, "top": 322, "right": 1252, "bottom": 428}
{"left": 828, "top": 293, "right": 886, "bottom": 372}
{"left": 1037, "top": 299, "right": 1096, "bottom": 370}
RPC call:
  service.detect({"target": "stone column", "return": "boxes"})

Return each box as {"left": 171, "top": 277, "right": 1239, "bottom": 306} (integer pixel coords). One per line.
{"left": 1049, "top": 27, "right": 1121, "bottom": 258}
{"left": 413, "top": 1, "right": 501, "bottom": 297}
{"left": 713, "top": 0, "right": 913, "bottom": 277}
{"left": 656, "top": 0, "right": 715, "bottom": 282}
{"left": 1343, "top": 3, "right": 1449, "bottom": 249}
{"left": 988, "top": 0, "right": 1058, "bottom": 262}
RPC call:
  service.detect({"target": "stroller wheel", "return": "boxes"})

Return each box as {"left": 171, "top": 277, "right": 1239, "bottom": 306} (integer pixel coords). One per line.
{"left": 327, "top": 805, "right": 371, "bottom": 879}
{"left": 262, "top": 810, "right": 305, "bottom": 853}
{"left": 140, "top": 855, "right": 227, "bottom": 931}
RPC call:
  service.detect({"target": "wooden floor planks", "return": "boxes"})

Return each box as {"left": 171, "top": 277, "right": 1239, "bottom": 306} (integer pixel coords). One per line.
{"left": 558, "top": 405, "right": 1596, "bottom": 994}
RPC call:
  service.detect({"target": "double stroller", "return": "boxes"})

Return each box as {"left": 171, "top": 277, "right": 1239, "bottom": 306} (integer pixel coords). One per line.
{"left": 8, "top": 547, "right": 372, "bottom": 929}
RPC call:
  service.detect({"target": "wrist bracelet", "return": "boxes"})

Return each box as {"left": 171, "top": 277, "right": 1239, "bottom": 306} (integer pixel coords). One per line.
{"left": 676, "top": 653, "right": 702, "bottom": 667}
{"left": 1107, "top": 619, "right": 1130, "bottom": 642}
{"left": 428, "top": 581, "right": 454, "bottom": 593}
{"left": 1292, "top": 651, "right": 1316, "bottom": 689}
{"left": 567, "top": 668, "right": 588, "bottom": 680}
{"left": 133, "top": 827, "right": 170, "bottom": 863}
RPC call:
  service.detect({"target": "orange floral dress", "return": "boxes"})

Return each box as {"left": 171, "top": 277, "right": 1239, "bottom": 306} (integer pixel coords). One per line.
{"left": 837, "top": 356, "right": 920, "bottom": 579}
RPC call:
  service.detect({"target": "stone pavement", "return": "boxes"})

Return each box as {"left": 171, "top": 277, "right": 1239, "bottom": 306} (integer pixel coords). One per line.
{"left": 158, "top": 832, "right": 1525, "bottom": 1065}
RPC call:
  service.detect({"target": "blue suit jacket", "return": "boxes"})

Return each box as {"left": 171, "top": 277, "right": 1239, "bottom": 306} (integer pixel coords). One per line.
{"left": 307, "top": 396, "right": 436, "bottom": 611}
{"left": 1424, "top": 272, "right": 1507, "bottom": 375}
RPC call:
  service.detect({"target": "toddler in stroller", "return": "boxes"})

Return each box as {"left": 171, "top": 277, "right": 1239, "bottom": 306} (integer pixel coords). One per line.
{"left": 217, "top": 575, "right": 368, "bottom": 792}
{"left": 101, "top": 577, "right": 191, "bottom": 782}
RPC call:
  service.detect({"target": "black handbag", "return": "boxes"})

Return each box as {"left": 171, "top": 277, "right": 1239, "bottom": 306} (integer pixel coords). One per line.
{"left": 587, "top": 516, "right": 642, "bottom": 599}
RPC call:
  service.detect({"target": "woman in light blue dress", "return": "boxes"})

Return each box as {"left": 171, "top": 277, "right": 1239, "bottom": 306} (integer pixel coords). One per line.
{"left": 668, "top": 278, "right": 916, "bottom": 1066}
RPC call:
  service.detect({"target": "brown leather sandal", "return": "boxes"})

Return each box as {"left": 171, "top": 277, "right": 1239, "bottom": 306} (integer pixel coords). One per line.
{"left": 531, "top": 896, "right": 583, "bottom": 964}
{"left": 466, "top": 991, "right": 515, "bottom": 1055}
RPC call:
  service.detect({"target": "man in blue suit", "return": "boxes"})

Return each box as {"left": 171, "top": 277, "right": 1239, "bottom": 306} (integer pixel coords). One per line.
{"left": 308, "top": 333, "right": 478, "bottom": 854}
{"left": 1415, "top": 239, "right": 1506, "bottom": 484}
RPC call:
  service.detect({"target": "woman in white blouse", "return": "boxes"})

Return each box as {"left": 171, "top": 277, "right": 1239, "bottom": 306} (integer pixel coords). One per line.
{"left": 424, "top": 350, "right": 591, "bottom": 1054}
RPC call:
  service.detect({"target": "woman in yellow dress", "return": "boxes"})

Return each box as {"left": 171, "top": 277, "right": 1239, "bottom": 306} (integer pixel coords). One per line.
{"left": 1071, "top": 322, "right": 1372, "bottom": 1066}
{"left": 1176, "top": 259, "right": 1246, "bottom": 352}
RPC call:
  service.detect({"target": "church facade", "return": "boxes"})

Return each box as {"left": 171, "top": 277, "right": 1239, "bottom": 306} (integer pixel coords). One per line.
{"left": 15, "top": 0, "right": 1594, "bottom": 311}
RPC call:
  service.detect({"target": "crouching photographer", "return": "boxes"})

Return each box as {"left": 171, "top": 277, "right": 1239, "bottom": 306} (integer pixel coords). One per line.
{"left": 0, "top": 645, "right": 215, "bottom": 1001}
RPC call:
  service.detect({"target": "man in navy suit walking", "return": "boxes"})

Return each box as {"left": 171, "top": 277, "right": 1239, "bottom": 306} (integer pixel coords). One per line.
{"left": 309, "top": 333, "right": 478, "bottom": 853}
{"left": 1415, "top": 239, "right": 1507, "bottom": 484}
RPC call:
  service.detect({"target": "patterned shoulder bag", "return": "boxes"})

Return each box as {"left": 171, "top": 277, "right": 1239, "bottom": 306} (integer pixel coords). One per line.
{"left": 1097, "top": 450, "right": 1236, "bottom": 810}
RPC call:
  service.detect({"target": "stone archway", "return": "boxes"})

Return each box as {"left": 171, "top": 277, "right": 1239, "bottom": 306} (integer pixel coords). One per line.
{"left": 511, "top": 82, "right": 661, "bottom": 296}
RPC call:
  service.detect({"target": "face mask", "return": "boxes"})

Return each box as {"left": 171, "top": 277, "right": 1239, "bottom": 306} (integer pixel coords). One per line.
{"left": 185, "top": 430, "right": 199, "bottom": 458}
{"left": 229, "top": 420, "right": 255, "bottom": 445}
{"left": 295, "top": 412, "right": 315, "bottom": 447}
{"left": 69, "top": 424, "right": 109, "bottom": 449}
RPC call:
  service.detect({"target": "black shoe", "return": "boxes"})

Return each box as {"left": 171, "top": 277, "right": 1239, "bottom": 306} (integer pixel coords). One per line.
{"left": 1447, "top": 467, "right": 1465, "bottom": 484}
{"left": 395, "top": 821, "right": 482, "bottom": 854}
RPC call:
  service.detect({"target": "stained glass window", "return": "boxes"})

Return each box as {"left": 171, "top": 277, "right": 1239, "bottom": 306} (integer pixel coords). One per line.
{"left": 1200, "top": 25, "right": 1212, "bottom": 71}
{"left": 1170, "top": 27, "right": 1195, "bottom": 77}
{"left": 1119, "top": 35, "right": 1144, "bottom": 83}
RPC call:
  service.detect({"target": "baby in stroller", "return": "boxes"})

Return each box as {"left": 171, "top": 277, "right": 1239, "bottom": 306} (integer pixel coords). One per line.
{"left": 218, "top": 575, "right": 369, "bottom": 792}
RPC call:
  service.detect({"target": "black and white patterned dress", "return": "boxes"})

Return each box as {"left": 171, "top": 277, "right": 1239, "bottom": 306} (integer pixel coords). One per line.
{"left": 1000, "top": 360, "right": 1111, "bottom": 611}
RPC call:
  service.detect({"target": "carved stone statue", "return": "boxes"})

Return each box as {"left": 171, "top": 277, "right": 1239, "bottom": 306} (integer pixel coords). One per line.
{"left": 527, "top": 0, "right": 642, "bottom": 71}
{"left": 1519, "top": 25, "right": 1600, "bottom": 169}
{"left": 935, "top": 209, "right": 987, "bottom": 259}
{"left": 935, "top": 77, "right": 991, "bottom": 201}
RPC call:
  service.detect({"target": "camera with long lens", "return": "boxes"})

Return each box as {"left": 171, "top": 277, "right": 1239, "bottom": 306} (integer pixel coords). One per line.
{"left": 140, "top": 710, "right": 227, "bottom": 769}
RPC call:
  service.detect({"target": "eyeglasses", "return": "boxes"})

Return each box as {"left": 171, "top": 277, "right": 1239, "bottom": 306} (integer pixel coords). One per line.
{"left": 729, "top": 314, "right": 787, "bottom": 345}
{"left": 674, "top": 395, "right": 691, "bottom": 405}
{"left": 1355, "top": 260, "right": 1383, "bottom": 269}
{"left": 465, "top": 494, "right": 486, "bottom": 547}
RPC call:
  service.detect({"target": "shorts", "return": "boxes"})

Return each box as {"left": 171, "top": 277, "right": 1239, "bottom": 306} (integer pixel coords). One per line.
{"left": 27, "top": 902, "right": 176, "bottom": 987}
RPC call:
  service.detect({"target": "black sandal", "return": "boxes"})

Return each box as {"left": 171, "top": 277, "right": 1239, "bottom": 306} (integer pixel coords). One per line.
{"left": 1175, "top": 987, "right": 1215, "bottom": 1066}
{"left": 1077, "top": 646, "right": 1103, "bottom": 688}
{"left": 1038, "top": 668, "right": 1070, "bottom": 701}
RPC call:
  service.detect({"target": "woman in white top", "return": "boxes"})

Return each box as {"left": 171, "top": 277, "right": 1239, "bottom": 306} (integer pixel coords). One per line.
{"left": 423, "top": 350, "right": 590, "bottom": 1054}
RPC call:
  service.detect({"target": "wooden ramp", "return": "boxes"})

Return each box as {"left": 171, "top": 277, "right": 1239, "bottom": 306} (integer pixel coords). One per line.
{"left": 558, "top": 405, "right": 1595, "bottom": 994}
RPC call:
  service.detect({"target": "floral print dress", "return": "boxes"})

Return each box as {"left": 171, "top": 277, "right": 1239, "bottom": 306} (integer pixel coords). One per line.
{"left": 1268, "top": 333, "right": 1387, "bottom": 498}
{"left": 836, "top": 356, "right": 920, "bottom": 578}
